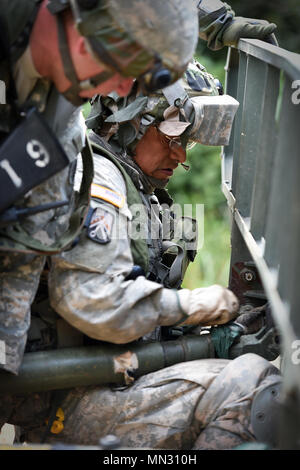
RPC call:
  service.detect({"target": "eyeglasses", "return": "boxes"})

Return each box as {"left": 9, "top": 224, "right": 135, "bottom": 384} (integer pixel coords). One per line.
{"left": 154, "top": 127, "right": 190, "bottom": 171}
{"left": 155, "top": 126, "right": 182, "bottom": 149}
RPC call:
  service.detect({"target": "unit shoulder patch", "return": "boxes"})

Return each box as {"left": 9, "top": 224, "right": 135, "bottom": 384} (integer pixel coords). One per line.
{"left": 87, "top": 207, "right": 114, "bottom": 244}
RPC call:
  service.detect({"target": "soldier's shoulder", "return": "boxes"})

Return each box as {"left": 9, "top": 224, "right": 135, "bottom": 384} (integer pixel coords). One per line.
{"left": 93, "top": 154, "right": 126, "bottom": 197}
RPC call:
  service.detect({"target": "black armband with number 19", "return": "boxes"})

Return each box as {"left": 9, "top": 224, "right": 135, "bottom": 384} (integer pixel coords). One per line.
{"left": 0, "top": 108, "right": 69, "bottom": 213}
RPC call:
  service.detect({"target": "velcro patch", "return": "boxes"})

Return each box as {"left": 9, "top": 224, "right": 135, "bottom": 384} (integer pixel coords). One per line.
{"left": 91, "top": 183, "right": 125, "bottom": 208}
{"left": 87, "top": 207, "right": 114, "bottom": 244}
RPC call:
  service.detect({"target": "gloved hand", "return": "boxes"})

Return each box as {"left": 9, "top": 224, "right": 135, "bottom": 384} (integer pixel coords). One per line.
{"left": 233, "top": 304, "right": 267, "bottom": 334}
{"left": 222, "top": 17, "right": 278, "bottom": 47}
{"left": 177, "top": 285, "right": 239, "bottom": 327}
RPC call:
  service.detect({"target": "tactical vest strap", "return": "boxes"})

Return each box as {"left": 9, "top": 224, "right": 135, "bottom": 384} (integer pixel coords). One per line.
{"left": 91, "top": 142, "right": 149, "bottom": 274}
{"left": 147, "top": 214, "right": 198, "bottom": 289}
{"left": 0, "top": 137, "right": 94, "bottom": 254}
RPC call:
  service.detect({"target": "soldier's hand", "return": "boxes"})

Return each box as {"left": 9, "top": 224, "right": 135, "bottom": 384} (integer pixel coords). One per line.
{"left": 222, "top": 17, "right": 278, "bottom": 47}
{"left": 177, "top": 285, "right": 239, "bottom": 327}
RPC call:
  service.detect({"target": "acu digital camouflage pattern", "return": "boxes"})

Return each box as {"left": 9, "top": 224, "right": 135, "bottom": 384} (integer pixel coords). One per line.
{"left": 0, "top": 94, "right": 86, "bottom": 374}
{"left": 0, "top": 354, "right": 281, "bottom": 449}
{"left": 87, "top": 60, "right": 221, "bottom": 151}
{"left": 48, "top": 151, "right": 184, "bottom": 344}
{"left": 107, "top": 0, "right": 198, "bottom": 74}
{"left": 88, "top": 58, "right": 239, "bottom": 149}
{"left": 0, "top": 252, "right": 45, "bottom": 374}
{"left": 6, "top": 146, "right": 279, "bottom": 449}
{"left": 74, "top": 0, "right": 199, "bottom": 79}
{"left": 140, "top": 60, "right": 220, "bottom": 120}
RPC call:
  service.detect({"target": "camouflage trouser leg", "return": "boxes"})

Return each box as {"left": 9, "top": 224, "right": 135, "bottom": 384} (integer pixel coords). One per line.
{"left": 0, "top": 252, "right": 46, "bottom": 375}
{"left": 8, "top": 353, "right": 280, "bottom": 449}
{"left": 192, "top": 353, "right": 281, "bottom": 449}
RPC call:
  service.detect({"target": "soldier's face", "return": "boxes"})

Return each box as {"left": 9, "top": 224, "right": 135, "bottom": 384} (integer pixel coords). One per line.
{"left": 134, "top": 126, "right": 186, "bottom": 180}
{"left": 71, "top": 38, "right": 135, "bottom": 98}
{"left": 29, "top": 2, "right": 135, "bottom": 99}
{"left": 79, "top": 72, "right": 134, "bottom": 99}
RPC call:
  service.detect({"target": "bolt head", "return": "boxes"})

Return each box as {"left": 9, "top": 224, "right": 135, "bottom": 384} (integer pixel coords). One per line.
{"left": 240, "top": 268, "right": 256, "bottom": 283}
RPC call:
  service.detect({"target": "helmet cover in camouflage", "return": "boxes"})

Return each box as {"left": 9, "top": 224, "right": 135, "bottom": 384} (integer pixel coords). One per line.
{"left": 69, "top": 0, "right": 199, "bottom": 90}
{"left": 86, "top": 60, "right": 221, "bottom": 150}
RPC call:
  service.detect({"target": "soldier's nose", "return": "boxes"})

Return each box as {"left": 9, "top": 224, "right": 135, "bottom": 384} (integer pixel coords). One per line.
{"left": 169, "top": 147, "right": 186, "bottom": 163}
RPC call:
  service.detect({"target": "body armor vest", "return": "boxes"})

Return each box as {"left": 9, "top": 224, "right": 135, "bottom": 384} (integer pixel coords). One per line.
{"left": 27, "top": 138, "right": 198, "bottom": 353}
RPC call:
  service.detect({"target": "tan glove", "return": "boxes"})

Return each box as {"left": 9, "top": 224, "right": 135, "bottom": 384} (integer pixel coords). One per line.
{"left": 222, "top": 17, "right": 278, "bottom": 47}
{"left": 177, "top": 285, "right": 239, "bottom": 326}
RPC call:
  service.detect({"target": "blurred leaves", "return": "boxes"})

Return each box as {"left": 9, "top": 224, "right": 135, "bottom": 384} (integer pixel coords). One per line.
{"left": 167, "top": 55, "right": 231, "bottom": 289}
{"left": 168, "top": 142, "right": 232, "bottom": 289}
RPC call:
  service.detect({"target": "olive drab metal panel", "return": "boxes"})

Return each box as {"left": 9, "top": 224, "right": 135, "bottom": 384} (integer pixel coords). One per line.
{"left": 222, "top": 38, "right": 300, "bottom": 449}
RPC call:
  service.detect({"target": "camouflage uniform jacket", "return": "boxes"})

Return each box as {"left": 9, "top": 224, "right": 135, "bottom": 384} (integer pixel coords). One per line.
{"left": 48, "top": 133, "right": 197, "bottom": 344}
{"left": 0, "top": 0, "right": 86, "bottom": 251}
{"left": 0, "top": 1, "right": 87, "bottom": 374}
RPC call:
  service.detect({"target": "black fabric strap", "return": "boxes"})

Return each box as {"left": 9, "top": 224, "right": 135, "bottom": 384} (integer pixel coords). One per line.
{"left": 56, "top": 15, "right": 117, "bottom": 106}
{"left": 0, "top": 14, "right": 18, "bottom": 105}
{"left": 56, "top": 12, "right": 81, "bottom": 96}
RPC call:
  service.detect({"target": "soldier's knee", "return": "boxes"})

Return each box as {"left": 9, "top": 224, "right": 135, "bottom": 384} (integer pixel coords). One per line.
{"left": 231, "top": 353, "right": 281, "bottom": 389}
{"left": 232, "top": 352, "right": 278, "bottom": 371}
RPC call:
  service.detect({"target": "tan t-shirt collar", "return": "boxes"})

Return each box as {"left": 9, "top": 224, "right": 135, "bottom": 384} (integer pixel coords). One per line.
{"left": 13, "top": 45, "right": 42, "bottom": 105}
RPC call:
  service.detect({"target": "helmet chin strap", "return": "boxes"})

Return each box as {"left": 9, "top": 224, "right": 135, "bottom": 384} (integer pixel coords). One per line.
{"left": 55, "top": 12, "right": 115, "bottom": 106}
{"left": 181, "top": 163, "right": 190, "bottom": 171}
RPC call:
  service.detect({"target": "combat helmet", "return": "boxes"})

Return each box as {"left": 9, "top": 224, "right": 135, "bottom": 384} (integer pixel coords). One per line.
{"left": 47, "top": 0, "right": 199, "bottom": 104}
{"left": 86, "top": 60, "right": 239, "bottom": 151}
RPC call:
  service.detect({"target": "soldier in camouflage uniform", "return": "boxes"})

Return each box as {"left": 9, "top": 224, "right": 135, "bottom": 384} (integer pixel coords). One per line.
{"left": 0, "top": 0, "right": 200, "bottom": 376}
{"left": 0, "top": 0, "right": 277, "bottom": 377}
{"left": 0, "top": 61, "right": 282, "bottom": 449}
{"left": 0, "top": 0, "right": 279, "bottom": 447}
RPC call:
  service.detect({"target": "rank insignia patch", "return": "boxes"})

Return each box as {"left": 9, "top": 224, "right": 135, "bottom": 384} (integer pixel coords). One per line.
{"left": 87, "top": 207, "right": 114, "bottom": 244}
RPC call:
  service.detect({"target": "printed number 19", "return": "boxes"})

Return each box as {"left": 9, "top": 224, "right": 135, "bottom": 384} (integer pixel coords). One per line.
{"left": 0, "top": 139, "right": 50, "bottom": 188}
